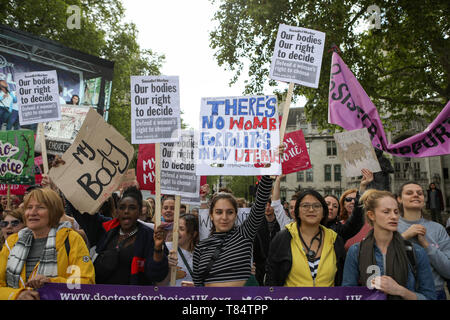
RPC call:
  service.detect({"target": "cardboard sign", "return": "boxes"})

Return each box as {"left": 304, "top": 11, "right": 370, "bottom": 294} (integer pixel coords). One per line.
{"left": 35, "top": 105, "right": 90, "bottom": 155}
{"left": 16, "top": 70, "right": 61, "bottom": 125}
{"left": 334, "top": 128, "right": 381, "bottom": 177}
{"left": 269, "top": 24, "right": 325, "bottom": 88}
{"left": 118, "top": 168, "right": 138, "bottom": 191}
{"left": 49, "top": 109, "right": 134, "bottom": 214}
{"left": 0, "top": 130, "right": 35, "bottom": 185}
{"left": 130, "top": 76, "right": 180, "bottom": 144}
{"left": 281, "top": 130, "right": 311, "bottom": 174}
{"left": 197, "top": 96, "right": 281, "bottom": 176}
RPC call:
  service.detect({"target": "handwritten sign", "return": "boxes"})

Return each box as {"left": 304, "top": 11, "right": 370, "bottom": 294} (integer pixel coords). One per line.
{"left": 269, "top": 24, "right": 325, "bottom": 88}
{"left": 49, "top": 108, "right": 134, "bottom": 214}
{"left": 0, "top": 130, "right": 35, "bottom": 185}
{"left": 197, "top": 96, "right": 281, "bottom": 176}
{"left": 130, "top": 75, "right": 180, "bottom": 144}
{"left": 334, "top": 128, "right": 381, "bottom": 177}
{"left": 16, "top": 70, "right": 61, "bottom": 125}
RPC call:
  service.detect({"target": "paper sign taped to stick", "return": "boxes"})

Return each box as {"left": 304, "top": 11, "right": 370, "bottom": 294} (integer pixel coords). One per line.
{"left": 49, "top": 108, "right": 134, "bottom": 214}
{"left": 130, "top": 75, "right": 180, "bottom": 144}
{"left": 35, "top": 105, "right": 90, "bottom": 155}
{"left": 334, "top": 128, "right": 381, "bottom": 177}
{"left": 269, "top": 24, "right": 325, "bottom": 88}
{"left": 197, "top": 95, "right": 281, "bottom": 176}
{"left": 0, "top": 130, "right": 35, "bottom": 185}
{"left": 16, "top": 70, "right": 61, "bottom": 125}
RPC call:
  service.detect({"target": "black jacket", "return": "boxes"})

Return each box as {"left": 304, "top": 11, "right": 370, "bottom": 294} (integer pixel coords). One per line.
{"left": 265, "top": 228, "right": 346, "bottom": 286}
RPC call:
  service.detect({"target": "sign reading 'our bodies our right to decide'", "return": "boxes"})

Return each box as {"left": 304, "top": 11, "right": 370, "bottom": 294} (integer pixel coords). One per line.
{"left": 197, "top": 96, "right": 281, "bottom": 176}
{"left": 130, "top": 76, "right": 180, "bottom": 144}
{"left": 269, "top": 24, "right": 325, "bottom": 88}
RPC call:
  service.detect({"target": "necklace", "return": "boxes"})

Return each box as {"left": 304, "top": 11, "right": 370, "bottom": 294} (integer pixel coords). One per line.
{"left": 298, "top": 228, "right": 322, "bottom": 262}
{"left": 119, "top": 227, "right": 138, "bottom": 237}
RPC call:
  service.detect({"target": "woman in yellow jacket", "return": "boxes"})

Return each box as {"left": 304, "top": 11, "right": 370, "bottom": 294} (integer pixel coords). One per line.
{"left": 0, "top": 188, "right": 95, "bottom": 300}
{"left": 266, "top": 189, "right": 346, "bottom": 286}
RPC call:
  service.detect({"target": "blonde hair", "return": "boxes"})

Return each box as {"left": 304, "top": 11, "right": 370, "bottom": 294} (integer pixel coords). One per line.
{"left": 359, "top": 189, "right": 397, "bottom": 226}
{"left": 23, "top": 188, "right": 65, "bottom": 228}
{"left": 142, "top": 199, "right": 154, "bottom": 220}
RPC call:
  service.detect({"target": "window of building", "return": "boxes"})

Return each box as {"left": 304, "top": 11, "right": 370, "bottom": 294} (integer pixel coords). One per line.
{"left": 306, "top": 166, "right": 314, "bottom": 182}
{"left": 297, "top": 171, "right": 304, "bottom": 182}
{"left": 334, "top": 164, "right": 341, "bottom": 181}
{"left": 324, "top": 165, "right": 331, "bottom": 181}
{"left": 326, "top": 141, "right": 337, "bottom": 156}
{"left": 444, "top": 168, "right": 449, "bottom": 180}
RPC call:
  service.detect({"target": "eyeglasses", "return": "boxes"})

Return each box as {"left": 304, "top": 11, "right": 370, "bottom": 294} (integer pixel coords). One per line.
{"left": 344, "top": 197, "right": 356, "bottom": 202}
{"left": 299, "top": 203, "right": 323, "bottom": 211}
{"left": 0, "top": 220, "right": 21, "bottom": 228}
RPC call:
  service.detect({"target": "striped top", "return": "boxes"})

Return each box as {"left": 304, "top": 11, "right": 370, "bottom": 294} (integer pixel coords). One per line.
{"left": 192, "top": 175, "right": 273, "bottom": 286}
{"left": 308, "top": 257, "right": 321, "bottom": 280}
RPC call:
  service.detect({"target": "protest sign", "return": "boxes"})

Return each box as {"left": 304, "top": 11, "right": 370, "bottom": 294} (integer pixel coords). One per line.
{"left": 199, "top": 208, "right": 250, "bottom": 240}
{"left": 197, "top": 96, "right": 281, "bottom": 176}
{"left": 35, "top": 105, "right": 90, "bottom": 155}
{"left": 49, "top": 108, "right": 134, "bottom": 214}
{"left": 334, "top": 128, "right": 381, "bottom": 177}
{"left": 16, "top": 70, "right": 61, "bottom": 125}
{"left": 118, "top": 168, "right": 138, "bottom": 192}
{"left": 39, "top": 283, "right": 386, "bottom": 301}
{"left": 160, "top": 130, "right": 199, "bottom": 198}
{"left": 0, "top": 130, "right": 35, "bottom": 185}
{"left": 130, "top": 76, "right": 180, "bottom": 144}
{"left": 328, "top": 52, "right": 450, "bottom": 158}
{"left": 269, "top": 24, "right": 326, "bottom": 89}
{"left": 281, "top": 129, "right": 311, "bottom": 174}
{"left": 0, "top": 156, "right": 42, "bottom": 195}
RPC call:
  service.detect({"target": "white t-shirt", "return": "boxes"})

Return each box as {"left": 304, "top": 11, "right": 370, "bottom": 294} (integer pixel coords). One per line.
{"left": 165, "top": 242, "right": 193, "bottom": 287}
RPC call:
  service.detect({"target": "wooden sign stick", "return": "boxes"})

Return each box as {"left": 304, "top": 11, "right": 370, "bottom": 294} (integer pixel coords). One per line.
{"left": 279, "top": 82, "right": 295, "bottom": 144}
{"left": 154, "top": 143, "right": 162, "bottom": 229}
{"left": 6, "top": 184, "right": 11, "bottom": 210}
{"left": 169, "top": 195, "right": 181, "bottom": 286}
{"left": 38, "top": 123, "right": 49, "bottom": 174}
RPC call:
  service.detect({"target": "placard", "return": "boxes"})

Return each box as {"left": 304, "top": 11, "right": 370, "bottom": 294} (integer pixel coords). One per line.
{"left": 49, "top": 108, "right": 134, "bottom": 214}
{"left": 269, "top": 24, "right": 325, "bottom": 88}
{"left": 130, "top": 76, "right": 180, "bottom": 144}
{"left": 334, "top": 128, "right": 381, "bottom": 177}
{"left": 197, "top": 96, "right": 281, "bottom": 176}
{"left": 16, "top": 70, "right": 61, "bottom": 125}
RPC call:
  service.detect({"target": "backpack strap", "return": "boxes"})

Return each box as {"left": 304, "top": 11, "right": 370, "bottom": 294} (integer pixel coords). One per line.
{"left": 403, "top": 240, "right": 418, "bottom": 289}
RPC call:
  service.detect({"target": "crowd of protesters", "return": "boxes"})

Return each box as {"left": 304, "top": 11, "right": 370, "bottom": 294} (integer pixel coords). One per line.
{"left": 0, "top": 151, "right": 449, "bottom": 300}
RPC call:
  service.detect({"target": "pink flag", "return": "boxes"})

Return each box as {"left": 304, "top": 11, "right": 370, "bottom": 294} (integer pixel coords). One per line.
{"left": 328, "top": 52, "right": 450, "bottom": 158}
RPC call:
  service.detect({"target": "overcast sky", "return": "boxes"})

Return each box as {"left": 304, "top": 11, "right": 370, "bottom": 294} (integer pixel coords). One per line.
{"left": 122, "top": 0, "right": 302, "bottom": 130}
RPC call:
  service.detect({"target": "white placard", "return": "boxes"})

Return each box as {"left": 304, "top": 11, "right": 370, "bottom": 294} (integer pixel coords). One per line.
{"left": 334, "top": 128, "right": 382, "bottom": 177}
{"left": 16, "top": 70, "right": 61, "bottom": 125}
{"left": 130, "top": 75, "right": 180, "bottom": 144}
{"left": 269, "top": 24, "right": 325, "bottom": 88}
{"left": 196, "top": 95, "right": 281, "bottom": 176}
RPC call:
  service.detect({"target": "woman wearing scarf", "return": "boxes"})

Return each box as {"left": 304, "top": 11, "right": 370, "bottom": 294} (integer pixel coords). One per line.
{"left": 342, "top": 189, "right": 436, "bottom": 300}
{"left": 0, "top": 188, "right": 95, "bottom": 300}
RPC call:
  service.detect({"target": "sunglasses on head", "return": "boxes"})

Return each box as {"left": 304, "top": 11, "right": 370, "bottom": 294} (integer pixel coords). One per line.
{"left": 0, "top": 220, "right": 21, "bottom": 228}
{"left": 344, "top": 197, "right": 356, "bottom": 202}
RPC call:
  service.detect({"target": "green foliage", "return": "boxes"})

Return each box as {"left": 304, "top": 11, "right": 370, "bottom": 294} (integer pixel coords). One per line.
{"left": 224, "top": 175, "right": 256, "bottom": 200}
{"left": 209, "top": 0, "right": 449, "bottom": 132}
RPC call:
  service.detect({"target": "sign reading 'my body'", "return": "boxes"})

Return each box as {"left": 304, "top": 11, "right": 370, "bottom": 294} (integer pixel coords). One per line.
{"left": 197, "top": 95, "right": 281, "bottom": 176}
{"left": 130, "top": 75, "right": 180, "bottom": 144}
{"left": 15, "top": 70, "right": 61, "bottom": 125}
{"left": 0, "top": 130, "right": 35, "bottom": 185}
{"left": 49, "top": 109, "right": 134, "bottom": 214}
{"left": 269, "top": 24, "right": 326, "bottom": 88}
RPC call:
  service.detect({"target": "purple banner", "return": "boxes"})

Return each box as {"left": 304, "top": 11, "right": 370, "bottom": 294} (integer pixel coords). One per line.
{"left": 38, "top": 283, "right": 385, "bottom": 301}
{"left": 328, "top": 52, "right": 450, "bottom": 158}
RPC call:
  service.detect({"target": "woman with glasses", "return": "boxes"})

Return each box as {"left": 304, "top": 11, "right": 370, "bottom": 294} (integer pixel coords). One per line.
{"left": 397, "top": 182, "right": 450, "bottom": 300}
{"left": 265, "top": 189, "right": 346, "bottom": 287}
{"left": 1, "top": 209, "right": 25, "bottom": 244}
{"left": 158, "top": 213, "right": 199, "bottom": 286}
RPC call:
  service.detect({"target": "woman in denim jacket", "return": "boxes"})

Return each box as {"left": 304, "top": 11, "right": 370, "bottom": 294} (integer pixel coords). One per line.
{"left": 342, "top": 189, "right": 436, "bottom": 300}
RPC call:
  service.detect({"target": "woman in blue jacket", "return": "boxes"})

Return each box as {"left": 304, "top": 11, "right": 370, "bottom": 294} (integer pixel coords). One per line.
{"left": 342, "top": 189, "right": 436, "bottom": 300}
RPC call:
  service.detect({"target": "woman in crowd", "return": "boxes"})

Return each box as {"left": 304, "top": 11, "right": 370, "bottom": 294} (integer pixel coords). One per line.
{"left": 0, "top": 188, "right": 95, "bottom": 300}
{"left": 159, "top": 213, "right": 199, "bottom": 286}
{"left": 67, "top": 186, "right": 169, "bottom": 285}
{"left": 1, "top": 209, "right": 25, "bottom": 242}
{"left": 342, "top": 189, "right": 436, "bottom": 300}
{"left": 0, "top": 79, "right": 14, "bottom": 129}
{"left": 192, "top": 172, "right": 276, "bottom": 286}
{"left": 266, "top": 189, "right": 346, "bottom": 287}
{"left": 397, "top": 182, "right": 450, "bottom": 300}
{"left": 140, "top": 199, "right": 154, "bottom": 223}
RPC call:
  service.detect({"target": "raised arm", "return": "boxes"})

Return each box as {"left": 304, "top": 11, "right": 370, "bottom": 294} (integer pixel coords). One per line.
{"left": 271, "top": 174, "right": 293, "bottom": 229}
